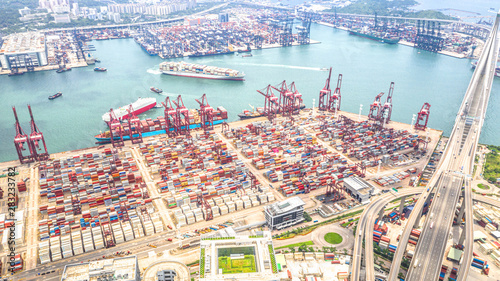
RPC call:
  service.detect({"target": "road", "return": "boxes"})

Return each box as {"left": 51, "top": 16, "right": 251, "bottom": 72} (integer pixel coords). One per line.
{"left": 350, "top": 188, "right": 424, "bottom": 281}
{"left": 387, "top": 11, "right": 500, "bottom": 281}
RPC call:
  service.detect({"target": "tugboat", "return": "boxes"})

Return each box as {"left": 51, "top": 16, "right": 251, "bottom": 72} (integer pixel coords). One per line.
{"left": 48, "top": 92, "right": 63, "bottom": 100}
{"left": 8, "top": 71, "right": 24, "bottom": 76}
{"left": 150, "top": 87, "right": 163, "bottom": 94}
{"left": 56, "top": 67, "right": 72, "bottom": 73}
{"left": 94, "top": 67, "right": 107, "bottom": 72}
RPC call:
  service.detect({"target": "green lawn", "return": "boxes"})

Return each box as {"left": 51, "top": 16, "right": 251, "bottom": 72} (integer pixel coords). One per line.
{"left": 477, "top": 183, "right": 490, "bottom": 190}
{"left": 218, "top": 255, "right": 256, "bottom": 274}
{"left": 275, "top": 241, "right": 314, "bottom": 249}
{"left": 324, "top": 232, "right": 343, "bottom": 245}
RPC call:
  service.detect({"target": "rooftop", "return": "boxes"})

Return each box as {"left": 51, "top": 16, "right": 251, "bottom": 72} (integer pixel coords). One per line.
{"left": 0, "top": 32, "right": 45, "bottom": 54}
{"left": 447, "top": 247, "right": 463, "bottom": 262}
{"left": 344, "top": 177, "right": 373, "bottom": 192}
{"left": 61, "top": 256, "right": 137, "bottom": 281}
{"left": 265, "top": 197, "right": 305, "bottom": 216}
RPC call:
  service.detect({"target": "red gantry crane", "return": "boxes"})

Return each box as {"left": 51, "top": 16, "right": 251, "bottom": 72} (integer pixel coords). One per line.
{"left": 319, "top": 67, "right": 332, "bottom": 111}
{"left": 12, "top": 106, "right": 35, "bottom": 164}
{"left": 329, "top": 74, "right": 343, "bottom": 113}
{"left": 257, "top": 84, "right": 279, "bottom": 121}
{"left": 172, "top": 95, "right": 190, "bottom": 136}
{"left": 273, "top": 80, "right": 295, "bottom": 117}
{"left": 27, "top": 105, "right": 49, "bottom": 161}
{"left": 195, "top": 93, "right": 214, "bottom": 132}
{"left": 378, "top": 82, "right": 395, "bottom": 125}
{"left": 107, "top": 108, "right": 125, "bottom": 148}
{"left": 415, "top": 102, "right": 431, "bottom": 131}
{"left": 368, "top": 92, "right": 385, "bottom": 121}
{"left": 127, "top": 105, "right": 143, "bottom": 144}
{"left": 162, "top": 97, "right": 178, "bottom": 137}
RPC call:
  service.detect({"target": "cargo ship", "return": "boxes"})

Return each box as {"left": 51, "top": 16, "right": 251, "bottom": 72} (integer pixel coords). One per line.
{"left": 238, "top": 104, "right": 306, "bottom": 120}
{"left": 188, "top": 50, "right": 234, "bottom": 58}
{"left": 471, "top": 61, "right": 500, "bottom": 77}
{"left": 102, "top": 97, "right": 157, "bottom": 122}
{"left": 48, "top": 92, "right": 63, "bottom": 100}
{"left": 349, "top": 29, "right": 400, "bottom": 44}
{"left": 56, "top": 67, "right": 72, "bottom": 73}
{"left": 95, "top": 106, "right": 228, "bottom": 143}
{"left": 94, "top": 67, "right": 107, "bottom": 72}
{"left": 160, "top": 61, "right": 245, "bottom": 81}
{"left": 150, "top": 87, "right": 163, "bottom": 94}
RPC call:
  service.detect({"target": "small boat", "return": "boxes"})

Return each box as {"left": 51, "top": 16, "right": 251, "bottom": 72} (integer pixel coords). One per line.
{"left": 56, "top": 67, "right": 72, "bottom": 73}
{"left": 48, "top": 92, "right": 63, "bottom": 100}
{"left": 320, "top": 68, "right": 329, "bottom": 71}
{"left": 94, "top": 67, "right": 107, "bottom": 72}
{"left": 150, "top": 87, "right": 163, "bottom": 94}
{"left": 8, "top": 71, "right": 24, "bottom": 76}
{"left": 242, "top": 54, "right": 253, "bottom": 57}
{"left": 95, "top": 59, "right": 101, "bottom": 63}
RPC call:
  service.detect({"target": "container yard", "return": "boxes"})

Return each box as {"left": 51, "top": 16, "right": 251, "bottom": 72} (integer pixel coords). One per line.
{"left": 318, "top": 13, "right": 486, "bottom": 59}
{"left": 0, "top": 99, "right": 442, "bottom": 279}
{"left": 134, "top": 9, "right": 316, "bottom": 58}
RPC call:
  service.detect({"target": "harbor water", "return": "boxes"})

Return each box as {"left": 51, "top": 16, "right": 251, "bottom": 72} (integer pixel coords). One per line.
{"left": 1, "top": 23, "right": 500, "bottom": 163}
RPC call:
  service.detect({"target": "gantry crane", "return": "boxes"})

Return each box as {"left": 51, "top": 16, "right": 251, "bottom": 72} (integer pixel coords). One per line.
{"left": 172, "top": 95, "right": 190, "bottom": 136}
{"left": 257, "top": 85, "right": 279, "bottom": 121}
{"left": 319, "top": 67, "right": 332, "bottom": 111}
{"left": 162, "top": 97, "right": 178, "bottom": 137}
{"left": 12, "top": 107, "right": 35, "bottom": 164}
{"left": 415, "top": 103, "right": 431, "bottom": 131}
{"left": 368, "top": 92, "right": 385, "bottom": 120}
{"left": 107, "top": 109, "right": 125, "bottom": 148}
{"left": 329, "top": 74, "right": 343, "bottom": 113}
{"left": 195, "top": 93, "right": 214, "bottom": 132}
{"left": 378, "top": 82, "right": 395, "bottom": 125}
{"left": 27, "top": 105, "right": 49, "bottom": 161}
{"left": 127, "top": 105, "right": 143, "bottom": 144}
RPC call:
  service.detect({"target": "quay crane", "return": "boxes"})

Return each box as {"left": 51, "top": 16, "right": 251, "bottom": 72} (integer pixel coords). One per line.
{"left": 126, "top": 105, "right": 143, "bottom": 144}
{"left": 415, "top": 103, "right": 431, "bottom": 131}
{"left": 28, "top": 105, "right": 49, "bottom": 161}
{"left": 172, "top": 95, "right": 190, "bottom": 136}
{"left": 318, "top": 67, "right": 332, "bottom": 111}
{"left": 196, "top": 93, "right": 214, "bottom": 132}
{"left": 107, "top": 108, "right": 125, "bottom": 148}
{"left": 368, "top": 92, "right": 385, "bottom": 120}
{"left": 162, "top": 97, "right": 178, "bottom": 137}
{"left": 12, "top": 107, "right": 35, "bottom": 164}
{"left": 257, "top": 84, "right": 279, "bottom": 122}
{"left": 329, "top": 74, "right": 343, "bottom": 113}
{"left": 377, "top": 82, "right": 395, "bottom": 125}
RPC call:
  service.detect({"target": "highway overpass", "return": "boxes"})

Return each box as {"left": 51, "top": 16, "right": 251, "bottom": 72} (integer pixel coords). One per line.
{"left": 387, "top": 10, "right": 500, "bottom": 281}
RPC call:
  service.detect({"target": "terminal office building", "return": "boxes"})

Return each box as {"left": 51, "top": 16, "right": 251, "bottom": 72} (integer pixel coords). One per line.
{"left": 264, "top": 197, "right": 305, "bottom": 230}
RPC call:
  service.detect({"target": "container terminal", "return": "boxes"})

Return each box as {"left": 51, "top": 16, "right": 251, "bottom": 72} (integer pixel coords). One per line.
{"left": 0, "top": 66, "right": 448, "bottom": 280}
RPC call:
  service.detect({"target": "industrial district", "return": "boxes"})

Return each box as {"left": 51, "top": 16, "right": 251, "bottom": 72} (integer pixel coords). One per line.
{"left": 1, "top": 4, "right": 500, "bottom": 281}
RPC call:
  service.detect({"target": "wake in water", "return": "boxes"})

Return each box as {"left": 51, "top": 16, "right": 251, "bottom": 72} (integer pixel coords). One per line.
{"left": 147, "top": 68, "right": 162, "bottom": 75}
{"left": 234, "top": 62, "right": 324, "bottom": 71}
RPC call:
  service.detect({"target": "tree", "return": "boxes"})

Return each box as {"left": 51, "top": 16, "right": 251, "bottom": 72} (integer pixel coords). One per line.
{"left": 332, "top": 247, "right": 337, "bottom": 255}
{"left": 289, "top": 247, "right": 295, "bottom": 253}
{"left": 307, "top": 246, "right": 314, "bottom": 252}
{"left": 303, "top": 211, "right": 312, "bottom": 222}
{"left": 343, "top": 249, "right": 348, "bottom": 255}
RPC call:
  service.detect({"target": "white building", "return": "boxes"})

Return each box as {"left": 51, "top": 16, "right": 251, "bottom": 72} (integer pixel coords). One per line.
{"left": 61, "top": 256, "right": 140, "bottom": 281}
{"left": 112, "top": 12, "right": 121, "bottom": 23}
{"left": 0, "top": 32, "right": 48, "bottom": 70}
{"left": 264, "top": 197, "right": 305, "bottom": 230}
{"left": 343, "top": 176, "right": 374, "bottom": 204}
{"left": 19, "top": 7, "right": 31, "bottom": 16}
{"left": 53, "top": 13, "right": 70, "bottom": 23}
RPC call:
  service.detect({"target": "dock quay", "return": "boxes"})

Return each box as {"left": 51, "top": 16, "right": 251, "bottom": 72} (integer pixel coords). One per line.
{"left": 0, "top": 105, "right": 442, "bottom": 278}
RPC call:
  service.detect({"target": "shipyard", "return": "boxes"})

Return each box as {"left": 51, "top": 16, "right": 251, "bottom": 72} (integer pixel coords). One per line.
{"left": 1, "top": 2, "right": 500, "bottom": 281}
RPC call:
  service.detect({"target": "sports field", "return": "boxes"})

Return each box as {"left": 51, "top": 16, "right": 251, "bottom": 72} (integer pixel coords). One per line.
{"left": 218, "top": 255, "right": 257, "bottom": 274}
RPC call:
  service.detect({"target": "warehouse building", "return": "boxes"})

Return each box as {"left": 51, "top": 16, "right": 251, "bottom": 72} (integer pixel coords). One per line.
{"left": 60, "top": 256, "right": 140, "bottom": 281}
{"left": 0, "top": 32, "right": 48, "bottom": 70}
{"left": 264, "top": 197, "right": 305, "bottom": 230}
{"left": 343, "top": 177, "right": 374, "bottom": 204}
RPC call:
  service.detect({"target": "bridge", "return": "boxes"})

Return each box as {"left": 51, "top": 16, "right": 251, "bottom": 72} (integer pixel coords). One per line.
{"left": 387, "top": 10, "right": 500, "bottom": 281}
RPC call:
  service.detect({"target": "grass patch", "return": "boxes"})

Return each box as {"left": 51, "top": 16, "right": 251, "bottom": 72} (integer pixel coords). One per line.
{"left": 324, "top": 232, "right": 343, "bottom": 244}
{"left": 484, "top": 145, "right": 500, "bottom": 183}
{"left": 477, "top": 183, "right": 490, "bottom": 190}
{"left": 275, "top": 241, "right": 313, "bottom": 250}
{"left": 341, "top": 218, "right": 359, "bottom": 227}
{"left": 218, "top": 255, "right": 256, "bottom": 274}
{"left": 269, "top": 244, "right": 278, "bottom": 273}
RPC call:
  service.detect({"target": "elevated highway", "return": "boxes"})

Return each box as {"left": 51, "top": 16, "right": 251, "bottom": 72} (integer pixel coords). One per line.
{"left": 387, "top": 11, "right": 500, "bottom": 281}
